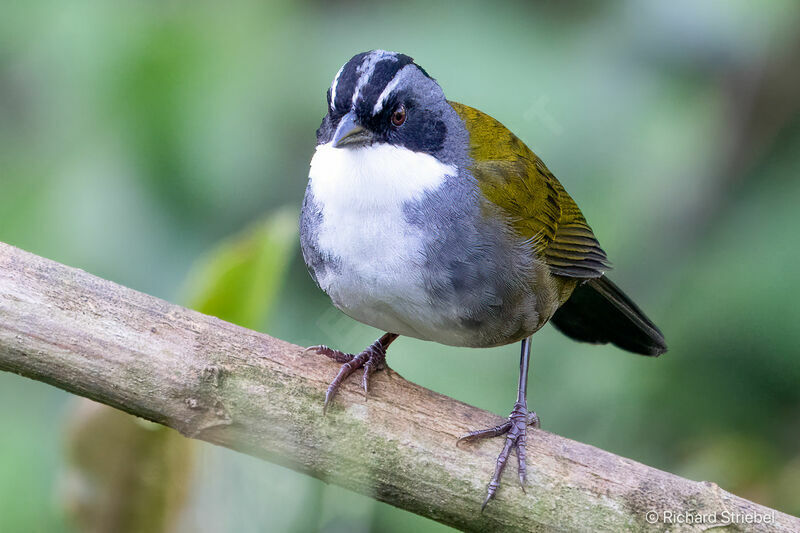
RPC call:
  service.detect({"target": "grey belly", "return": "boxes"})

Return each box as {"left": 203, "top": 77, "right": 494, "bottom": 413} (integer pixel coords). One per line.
{"left": 315, "top": 252, "right": 546, "bottom": 348}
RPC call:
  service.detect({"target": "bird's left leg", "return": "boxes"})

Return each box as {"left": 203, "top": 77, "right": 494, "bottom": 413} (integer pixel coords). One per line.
{"left": 457, "top": 336, "right": 539, "bottom": 510}
{"left": 306, "top": 332, "right": 399, "bottom": 413}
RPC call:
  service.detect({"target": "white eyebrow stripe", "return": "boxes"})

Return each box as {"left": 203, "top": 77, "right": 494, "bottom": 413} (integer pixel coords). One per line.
{"left": 372, "top": 65, "right": 413, "bottom": 115}
{"left": 351, "top": 51, "right": 397, "bottom": 107}
{"left": 329, "top": 64, "right": 346, "bottom": 110}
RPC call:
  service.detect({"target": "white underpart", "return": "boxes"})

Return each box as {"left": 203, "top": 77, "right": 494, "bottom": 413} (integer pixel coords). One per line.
{"left": 350, "top": 50, "right": 397, "bottom": 107}
{"left": 372, "top": 64, "right": 413, "bottom": 115}
{"left": 308, "top": 142, "right": 457, "bottom": 339}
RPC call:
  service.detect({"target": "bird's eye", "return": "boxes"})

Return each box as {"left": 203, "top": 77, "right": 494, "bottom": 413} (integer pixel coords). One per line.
{"left": 390, "top": 105, "right": 407, "bottom": 127}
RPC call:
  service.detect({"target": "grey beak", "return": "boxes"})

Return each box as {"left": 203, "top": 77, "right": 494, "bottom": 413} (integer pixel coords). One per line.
{"left": 332, "top": 112, "right": 373, "bottom": 148}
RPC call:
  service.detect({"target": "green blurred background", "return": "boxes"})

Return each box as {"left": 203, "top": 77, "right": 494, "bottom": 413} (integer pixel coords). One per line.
{"left": 2, "top": 0, "right": 799, "bottom": 531}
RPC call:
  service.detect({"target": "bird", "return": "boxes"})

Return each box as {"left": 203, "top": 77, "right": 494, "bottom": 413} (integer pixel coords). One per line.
{"left": 299, "top": 49, "right": 667, "bottom": 509}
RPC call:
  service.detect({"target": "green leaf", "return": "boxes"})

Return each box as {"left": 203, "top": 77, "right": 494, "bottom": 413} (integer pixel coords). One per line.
{"left": 181, "top": 206, "right": 298, "bottom": 330}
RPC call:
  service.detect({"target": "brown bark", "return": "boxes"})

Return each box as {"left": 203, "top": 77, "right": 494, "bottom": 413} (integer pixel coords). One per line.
{"left": 0, "top": 242, "right": 797, "bottom": 532}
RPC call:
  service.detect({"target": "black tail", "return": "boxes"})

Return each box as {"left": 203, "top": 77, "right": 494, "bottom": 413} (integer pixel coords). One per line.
{"left": 550, "top": 276, "right": 667, "bottom": 356}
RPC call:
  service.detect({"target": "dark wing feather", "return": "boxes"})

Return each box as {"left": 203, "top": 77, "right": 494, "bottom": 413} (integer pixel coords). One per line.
{"left": 551, "top": 276, "right": 667, "bottom": 356}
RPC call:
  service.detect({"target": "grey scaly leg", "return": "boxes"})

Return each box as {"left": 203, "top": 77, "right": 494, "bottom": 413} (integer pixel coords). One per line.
{"left": 458, "top": 336, "right": 540, "bottom": 510}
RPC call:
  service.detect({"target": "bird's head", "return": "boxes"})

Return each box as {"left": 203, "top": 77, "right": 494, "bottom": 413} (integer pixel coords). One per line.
{"left": 317, "top": 50, "right": 464, "bottom": 164}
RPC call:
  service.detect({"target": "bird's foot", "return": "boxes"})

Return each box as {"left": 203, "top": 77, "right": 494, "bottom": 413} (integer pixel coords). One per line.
{"left": 457, "top": 401, "right": 540, "bottom": 511}
{"left": 305, "top": 337, "right": 389, "bottom": 413}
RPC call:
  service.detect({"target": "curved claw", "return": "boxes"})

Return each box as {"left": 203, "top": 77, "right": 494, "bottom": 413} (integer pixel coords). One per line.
{"left": 517, "top": 431, "right": 527, "bottom": 490}
{"left": 307, "top": 344, "right": 355, "bottom": 364}
{"left": 456, "top": 422, "right": 511, "bottom": 446}
{"left": 480, "top": 430, "right": 516, "bottom": 510}
{"left": 480, "top": 493, "right": 493, "bottom": 513}
{"left": 323, "top": 358, "right": 361, "bottom": 414}
{"left": 361, "top": 352, "right": 384, "bottom": 397}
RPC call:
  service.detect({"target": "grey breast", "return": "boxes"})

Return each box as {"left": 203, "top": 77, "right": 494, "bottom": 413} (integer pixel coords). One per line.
{"left": 402, "top": 170, "right": 543, "bottom": 347}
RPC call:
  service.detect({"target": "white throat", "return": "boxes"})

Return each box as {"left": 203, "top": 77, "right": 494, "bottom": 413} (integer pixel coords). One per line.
{"left": 308, "top": 142, "right": 455, "bottom": 211}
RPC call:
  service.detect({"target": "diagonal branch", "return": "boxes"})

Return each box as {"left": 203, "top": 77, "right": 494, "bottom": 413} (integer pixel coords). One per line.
{"left": 0, "top": 241, "right": 796, "bottom": 532}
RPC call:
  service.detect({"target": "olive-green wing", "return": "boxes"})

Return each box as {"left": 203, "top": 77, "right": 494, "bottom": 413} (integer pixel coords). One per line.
{"left": 449, "top": 101, "right": 611, "bottom": 279}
